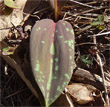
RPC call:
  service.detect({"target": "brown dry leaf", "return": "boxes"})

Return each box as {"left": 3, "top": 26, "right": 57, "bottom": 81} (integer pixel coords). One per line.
{"left": 72, "top": 68, "right": 110, "bottom": 91}
{"left": 0, "top": 0, "right": 41, "bottom": 41}
{"left": 0, "top": 0, "right": 26, "bottom": 41}
{"left": 67, "top": 83, "right": 94, "bottom": 104}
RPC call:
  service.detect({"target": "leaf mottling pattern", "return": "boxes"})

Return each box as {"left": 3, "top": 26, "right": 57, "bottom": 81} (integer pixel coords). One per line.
{"left": 41, "top": 86, "right": 45, "bottom": 97}
{"left": 47, "top": 59, "right": 53, "bottom": 90}
{"left": 30, "top": 19, "right": 75, "bottom": 106}
{"left": 30, "top": 19, "right": 55, "bottom": 106}
{"left": 57, "top": 86, "right": 62, "bottom": 92}
{"left": 44, "top": 28, "right": 47, "bottom": 31}
{"left": 34, "top": 60, "right": 40, "bottom": 72}
{"left": 66, "top": 27, "right": 69, "bottom": 32}
{"left": 63, "top": 23, "right": 66, "bottom": 25}
{"left": 58, "top": 35, "right": 63, "bottom": 38}
{"left": 55, "top": 66, "right": 59, "bottom": 71}
{"left": 55, "top": 58, "right": 58, "bottom": 62}
{"left": 50, "top": 43, "right": 54, "bottom": 55}
{"left": 41, "top": 41, "right": 45, "bottom": 44}
{"left": 64, "top": 73, "right": 70, "bottom": 80}
{"left": 71, "top": 29, "right": 74, "bottom": 34}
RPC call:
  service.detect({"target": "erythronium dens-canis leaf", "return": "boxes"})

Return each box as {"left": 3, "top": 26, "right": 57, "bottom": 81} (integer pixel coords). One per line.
{"left": 30, "top": 19, "right": 75, "bottom": 106}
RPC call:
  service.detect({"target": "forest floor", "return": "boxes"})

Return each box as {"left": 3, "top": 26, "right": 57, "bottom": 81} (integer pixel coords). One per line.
{"left": 0, "top": 0, "right": 110, "bottom": 106}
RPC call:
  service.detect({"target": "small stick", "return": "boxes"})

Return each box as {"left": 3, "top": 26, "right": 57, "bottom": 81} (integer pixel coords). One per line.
{"left": 65, "top": 88, "right": 74, "bottom": 107}
{"left": 4, "top": 88, "right": 28, "bottom": 99}
{"left": 63, "top": 12, "right": 68, "bottom": 20}
{"left": 20, "top": 6, "right": 37, "bottom": 26}
{"left": 93, "top": 36, "right": 110, "bottom": 106}
{"left": 89, "top": 31, "right": 110, "bottom": 37}
{"left": 64, "top": 6, "right": 107, "bottom": 17}
{"left": 20, "top": 7, "right": 50, "bottom": 26}
{"left": 23, "top": 12, "right": 40, "bottom": 19}
{"left": 75, "top": 42, "right": 96, "bottom": 47}
{"left": 69, "top": 0, "right": 97, "bottom": 9}
{"left": 2, "top": 73, "right": 15, "bottom": 93}
{"left": 96, "top": 53, "right": 110, "bottom": 106}
{"left": 76, "top": 25, "right": 92, "bottom": 34}
{"left": 33, "top": 7, "right": 50, "bottom": 15}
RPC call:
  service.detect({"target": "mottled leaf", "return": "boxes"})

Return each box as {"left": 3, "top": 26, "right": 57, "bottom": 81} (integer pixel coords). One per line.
{"left": 30, "top": 19, "right": 75, "bottom": 106}
{"left": 4, "top": 0, "right": 18, "bottom": 8}
{"left": 2, "top": 46, "right": 15, "bottom": 55}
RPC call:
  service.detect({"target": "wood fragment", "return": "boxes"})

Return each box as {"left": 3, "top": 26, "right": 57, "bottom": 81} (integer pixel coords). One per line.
{"left": 72, "top": 68, "right": 110, "bottom": 91}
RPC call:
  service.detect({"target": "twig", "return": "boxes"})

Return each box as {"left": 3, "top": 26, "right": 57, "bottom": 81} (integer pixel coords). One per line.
{"left": 20, "top": 7, "right": 50, "bottom": 26}
{"left": 20, "top": 6, "right": 37, "bottom": 26}
{"left": 65, "top": 6, "right": 107, "bottom": 17}
{"left": 64, "top": 15, "right": 94, "bottom": 20}
{"left": 33, "top": 7, "right": 50, "bottom": 15}
{"left": 4, "top": 88, "right": 28, "bottom": 99}
{"left": 93, "top": 36, "right": 110, "bottom": 106}
{"left": 96, "top": 53, "right": 109, "bottom": 106}
{"left": 69, "top": 0, "right": 97, "bottom": 9}
{"left": 4, "top": 63, "right": 8, "bottom": 75}
{"left": 75, "top": 42, "right": 96, "bottom": 46}
{"left": 65, "top": 88, "right": 74, "bottom": 107}
{"left": 76, "top": 25, "right": 92, "bottom": 34}
{"left": 23, "top": 12, "right": 40, "bottom": 19}
{"left": 2, "top": 73, "right": 15, "bottom": 93}
{"left": 63, "top": 12, "right": 68, "bottom": 20}
{"left": 89, "top": 31, "right": 110, "bottom": 37}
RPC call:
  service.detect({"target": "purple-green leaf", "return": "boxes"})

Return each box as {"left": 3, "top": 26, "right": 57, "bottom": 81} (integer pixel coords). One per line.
{"left": 2, "top": 46, "right": 15, "bottom": 55}
{"left": 30, "top": 19, "right": 75, "bottom": 106}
